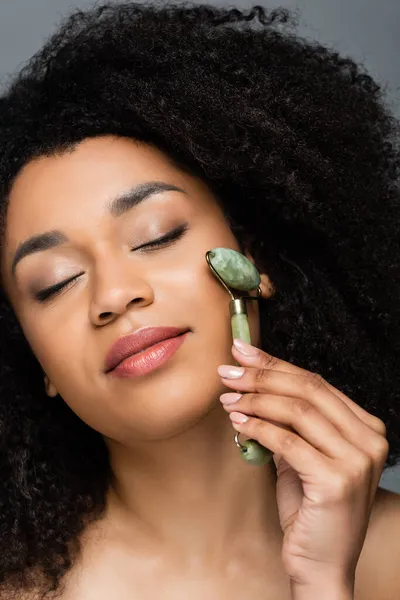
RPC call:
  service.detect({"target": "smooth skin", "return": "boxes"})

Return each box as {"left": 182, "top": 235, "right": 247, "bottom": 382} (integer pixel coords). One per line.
{"left": 1, "top": 135, "right": 400, "bottom": 600}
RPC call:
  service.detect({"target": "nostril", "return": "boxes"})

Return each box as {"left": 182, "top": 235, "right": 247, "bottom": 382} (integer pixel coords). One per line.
{"left": 128, "top": 297, "right": 144, "bottom": 306}
{"left": 99, "top": 312, "right": 113, "bottom": 320}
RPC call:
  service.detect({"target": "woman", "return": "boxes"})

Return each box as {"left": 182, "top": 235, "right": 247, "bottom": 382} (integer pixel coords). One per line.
{"left": 0, "top": 2, "right": 399, "bottom": 599}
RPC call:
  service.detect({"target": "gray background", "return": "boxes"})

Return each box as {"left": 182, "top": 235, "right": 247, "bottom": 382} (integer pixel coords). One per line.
{"left": 0, "top": 0, "right": 399, "bottom": 492}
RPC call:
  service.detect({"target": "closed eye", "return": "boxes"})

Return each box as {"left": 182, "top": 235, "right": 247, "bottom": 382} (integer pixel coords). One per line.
{"left": 34, "top": 223, "right": 189, "bottom": 302}
{"left": 134, "top": 223, "right": 188, "bottom": 251}
{"left": 35, "top": 273, "right": 84, "bottom": 302}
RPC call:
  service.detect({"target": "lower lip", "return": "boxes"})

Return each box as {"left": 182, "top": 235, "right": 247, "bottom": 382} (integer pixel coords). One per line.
{"left": 108, "top": 332, "right": 189, "bottom": 378}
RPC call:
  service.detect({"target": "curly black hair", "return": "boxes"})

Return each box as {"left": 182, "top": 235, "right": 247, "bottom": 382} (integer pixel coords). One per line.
{"left": 0, "top": 1, "right": 399, "bottom": 597}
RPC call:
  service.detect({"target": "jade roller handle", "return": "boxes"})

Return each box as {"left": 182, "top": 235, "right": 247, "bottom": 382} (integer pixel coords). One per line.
{"left": 229, "top": 299, "right": 273, "bottom": 466}
{"left": 230, "top": 299, "right": 252, "bottom": 343}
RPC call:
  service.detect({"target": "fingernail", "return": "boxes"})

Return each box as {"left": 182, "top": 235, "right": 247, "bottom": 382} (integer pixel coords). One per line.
{"left": 233, "top": 339, "right": 259, "bottom": 356}
{"left": 229, "top": 412, "right": 249, "bottom": 424}
{"left": 218, "top": 365, "right": 245, "bottom": 379}
{"left": 220, "top": 392, "right": 242, "bottom": 405}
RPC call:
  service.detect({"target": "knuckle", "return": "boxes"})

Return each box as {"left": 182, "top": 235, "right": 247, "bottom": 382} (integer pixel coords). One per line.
{"left": 327, "top": 473, "right": 353, "bottom": 500}
{"left": 290, "top": 397, "right": 313, "bottom": 416}
{"left": 303, "top": 372, "right": 325, "bottom": 393}
{"left": 353, "top": 451, "right": 373, "bottom": 475}
{"left": 278, "top": 431, "right": 298, "bottom": 453}
{"left": 369, "top": 435, "right": 390, "bottom": 461}
{"left": 346, "top": 452, "right": 373, "bottom": 484}
{"left": 327, "top": 455, "right": 373, "bottom": 501}
{"left": 260, "top": 354, "right": 279, "bottom": 370}
{"left": 379, "top": 436, "right": 390, "bottom": 458}
{"left": 255, "top": 368, "right": 267, "bottom": 386}
{"left": 369, "top": 416, "right": 387, "bottom": 437}
{"left": 246, "top": 392, "right": 260, "bottom": 411}
{"left": 250, "top": 417, "right": 265, "bottom": 438}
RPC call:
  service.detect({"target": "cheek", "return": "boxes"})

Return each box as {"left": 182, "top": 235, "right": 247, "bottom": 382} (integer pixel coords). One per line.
{"left": 18, "top": 308, "right": 86, "bottom": 389}
{"left": 163, "top": 239, "right": 262, "bottom": 349}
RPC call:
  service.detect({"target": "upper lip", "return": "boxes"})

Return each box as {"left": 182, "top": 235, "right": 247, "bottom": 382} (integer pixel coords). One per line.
{"left": 104, "top": 326, "right": 189, "bottom": 373}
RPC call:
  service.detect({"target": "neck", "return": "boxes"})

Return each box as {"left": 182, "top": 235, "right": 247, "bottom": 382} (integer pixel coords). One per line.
{"left": 104, "top": 403, "right": 283, "bottom": 567}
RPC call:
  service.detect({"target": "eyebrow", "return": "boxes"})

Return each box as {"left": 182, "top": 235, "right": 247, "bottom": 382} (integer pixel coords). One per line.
{"left": 11, "top": 181, "right": 187, "bottom": 276}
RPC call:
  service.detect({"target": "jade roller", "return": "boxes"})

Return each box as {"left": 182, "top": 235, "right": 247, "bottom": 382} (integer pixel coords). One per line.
{"left": 206, "top": 247, "right": 273, "bottom": 466}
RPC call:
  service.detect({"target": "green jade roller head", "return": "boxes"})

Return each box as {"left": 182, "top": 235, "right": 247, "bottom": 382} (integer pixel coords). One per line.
{"left": 206, "top": 248, "right": 273, "bottom": 467}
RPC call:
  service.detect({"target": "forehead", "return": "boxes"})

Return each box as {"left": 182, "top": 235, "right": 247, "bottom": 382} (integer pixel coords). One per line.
{"left": 5, "top": 137, "right": 182, "bottom": 236}
{"left": 4, "top": 136, "right": 217, "bottom": 246}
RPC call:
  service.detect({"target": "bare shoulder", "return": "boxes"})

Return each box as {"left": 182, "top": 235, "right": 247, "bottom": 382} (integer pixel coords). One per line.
{"left": 354, "top": 486, "right": 400, "bottom": 600}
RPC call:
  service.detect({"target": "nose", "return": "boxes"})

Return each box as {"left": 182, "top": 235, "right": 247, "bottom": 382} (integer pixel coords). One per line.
{"left": 89, "top": 259, "right": 154, "bottom": 326}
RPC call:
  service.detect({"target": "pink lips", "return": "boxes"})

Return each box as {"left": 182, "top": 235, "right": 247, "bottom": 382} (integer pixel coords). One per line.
{"left": 104, "top": 326, "right": 189, "bottom": 377}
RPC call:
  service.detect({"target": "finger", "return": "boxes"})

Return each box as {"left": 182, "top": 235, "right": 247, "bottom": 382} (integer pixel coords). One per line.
{"left": 220, "top": 392, "right": 362, "bottom": 460}
{"left": 218, "top": 364, "right": 388, "bottom": 473}
{"left": 231, "top": 340, "right": 386, "bottom": 436}
{"left": 231, "top": 411, "right": 382, "bottom": 510}
{"left": 228, "top": 411, "right": 328, "bottom": 480}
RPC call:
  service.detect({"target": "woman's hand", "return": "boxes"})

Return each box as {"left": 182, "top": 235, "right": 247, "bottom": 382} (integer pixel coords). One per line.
{"left": 218, "top": 338, "right": 389, "bottom": 595}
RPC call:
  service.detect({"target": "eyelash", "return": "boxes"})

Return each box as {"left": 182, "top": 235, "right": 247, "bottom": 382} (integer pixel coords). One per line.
{"left": 35, "top": 224, "right": 188, "bottom": 303}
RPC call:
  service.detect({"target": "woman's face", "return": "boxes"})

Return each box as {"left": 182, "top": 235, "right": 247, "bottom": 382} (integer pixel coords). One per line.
{"left": 2, "top": 136, "right": 269, "bottom": 444}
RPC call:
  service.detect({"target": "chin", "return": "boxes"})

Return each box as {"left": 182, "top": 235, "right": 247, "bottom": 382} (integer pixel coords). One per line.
{"left": 115, "top": 386, "right": 224, "bottom": 444}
